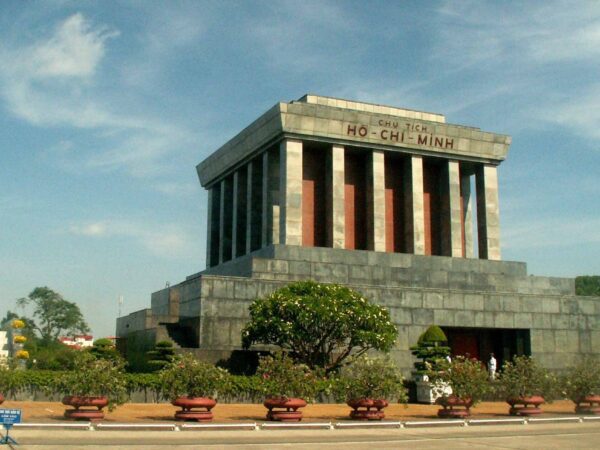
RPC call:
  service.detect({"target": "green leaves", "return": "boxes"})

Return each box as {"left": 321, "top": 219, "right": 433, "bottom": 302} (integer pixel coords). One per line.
{"left": 158, "top": 353, "right": 231, "bottom": 400}
{"left": 242, "top": 281, "right": 398, "bottom": 373}
{"left": 338, "top": 356, "right": 407, "bottom": 402}
{"left": 497, "top": 355, "right": 559, "bottom": 400}
{"left": 429, "top": 356, "right": 491, "bottom": 405}
{"left": 256, "top": 352, "right": 319, "bottom": 401}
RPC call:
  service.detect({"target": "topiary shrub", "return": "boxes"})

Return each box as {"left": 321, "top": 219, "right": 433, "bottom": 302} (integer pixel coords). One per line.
{"left": 410, "top": 325, "right": 451, "bottom": 375}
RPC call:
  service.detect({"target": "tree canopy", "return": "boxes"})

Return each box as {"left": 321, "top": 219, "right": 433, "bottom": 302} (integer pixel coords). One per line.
{"left": 575, "top": 276, "right": 600, "bottom": 296}
{"left": 241, "top": 280, "right": 398, "bottom": 373}
{"left": 17, "top": 287, "right": 89, "bottom": 342}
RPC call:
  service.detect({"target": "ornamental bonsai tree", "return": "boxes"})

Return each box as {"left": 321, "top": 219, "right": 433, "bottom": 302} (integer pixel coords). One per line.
{"left": 496, "top": 355, "right": 558, "bottom": 416}
{"left": 429, "top": 356, "right": 491, "bottom": 418}
{"left": 159, "top": 353, "right": 231, "bottom": 422}
{"left": 146, "top": 340, "right": 175, "bottom": 371}
{"left": 339, "top": 356, "right": 407, "bottom": 420}
{"left": 256, "top": 352, "right": 319, "bottom": 421}
{"left": 242, "top": 281, "right": 397, "bottom": 374}
{"left": 55, "top": 351, "right": 128, "bottom": 420}
{"left": 562, "top": 357, "right": 600, "bottom": 414}
{"left": 410, "top": 325, "right": 451, "bottom": 375}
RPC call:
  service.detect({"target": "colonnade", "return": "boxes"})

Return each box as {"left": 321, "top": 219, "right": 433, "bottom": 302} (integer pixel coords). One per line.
{"left": 206, "top": 139, "right": 501, "bottom": 267}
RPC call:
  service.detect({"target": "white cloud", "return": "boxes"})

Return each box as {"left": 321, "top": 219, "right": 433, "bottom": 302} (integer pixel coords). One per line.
{"left": 68, "top": 219, "right": 194, "bottom": 257}
{"left": 0, "top": 13, "right": 199, "bottom": 178}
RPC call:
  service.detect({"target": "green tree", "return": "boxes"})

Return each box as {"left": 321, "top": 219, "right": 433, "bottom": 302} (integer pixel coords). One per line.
{"left": 241, "top": 281, "right": 398, "bottom": 374}
{"left": 146, "top": 340, "right": 175, "bottom": 371}
{"left": 17, "top": 287, "right": 89, "bottom": 342}
{"left": 575, "top": 276, "right": 600, "bottom": 296}
{"left": 89, "top": 338, "right": 122, "bottom": 362}
{"left": 410, "top": 325, "right": 451, "bottom": 374}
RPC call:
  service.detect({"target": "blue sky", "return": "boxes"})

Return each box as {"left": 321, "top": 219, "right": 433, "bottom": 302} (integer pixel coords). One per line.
{"left": 1, "top": 1, "right": 599, "bottom": 338}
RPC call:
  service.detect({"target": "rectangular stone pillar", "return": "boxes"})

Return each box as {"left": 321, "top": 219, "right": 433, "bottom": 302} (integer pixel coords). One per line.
{"left": 367, "top": 150, "right": 386, "bottom": 252}
{"left": 206, "top": 187, "right": 213, "bottom": 267}
{"left": 232, "top": 171, "right": 239, "bottom": 258}
{"left": 447, "top": 161, "right": 463, "bottom": 257}
{"left": 261, "top": 152, "right": 269, "bottom": 248}
{"left": 245, "top": 162, "right": 253, "bottom": 254}
{"left": 403, "top": 155, "right": 425, "bottom": 255}
{"left": 232, "top": 169, "right": 247, "bottom": 258}
{"left": 327, "top": 144, "right": 345, "bottom": 248}
{"left": 460, "top": 172, "right": 474, "bottom": 258}
{"left": 279, "top": 139, "right": 303, "bottom": 246}
{"left": 476, "top": 164, "right": 501, "bottom": 260}
{"left": 218, "top": 180, "right": 226, "bottom": 264}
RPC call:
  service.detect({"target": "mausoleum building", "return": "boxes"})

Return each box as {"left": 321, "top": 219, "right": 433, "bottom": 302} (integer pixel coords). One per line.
{"left": 117, "top": 95, "right": 600, "bottom": 373}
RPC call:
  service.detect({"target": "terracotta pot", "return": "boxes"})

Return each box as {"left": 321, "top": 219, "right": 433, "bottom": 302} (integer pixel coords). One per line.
{"left": 436, "top": 395, "right": 473, "bottom": 418}
{"left": 263, "top": 397, "right": 307, "bottom": 422}
{"left": 62, "top": 395, "right": 108, "bottom": 421}
{"left": 0, "top": 393, "right": 4, "bottom": 405}
{"left": 347, "top": 398, "right": 389, "bottom": 420}
{"left": 507, "top": 395, "right": 545, "bottom": 416}
{"left": 172, "top": 397, "right": 217, "bottom": 422}
{"left": 574, "top": 395, "right": 600, "bottom": 415}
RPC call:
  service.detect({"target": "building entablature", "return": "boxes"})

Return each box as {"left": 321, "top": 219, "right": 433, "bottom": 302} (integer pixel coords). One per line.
{"left": 197, "top": 95, "right": 511, "bottom": 187}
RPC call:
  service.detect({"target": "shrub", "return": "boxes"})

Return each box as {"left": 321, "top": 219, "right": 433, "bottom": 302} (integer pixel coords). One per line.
{"left": 159, "top": 353, "right": 231, "bottom": 400}
{"left": 410, "top": 325, "right": 451, "bottom": 374}
{"left": 562, "top": 357, "right": 600, "bottom": 402}
{"left": 497, "top": 355, "right": 559, "bottom": 400}
{"left": 429, "top": 356, "right": 491, "bottom": 405}
{"left": 146, "top": 341, "right": 175, "bottom": 372}
{"left": 256, "top": 352, "right": 319, "bottom": 401}
{"left": 339, "top": 356, "right": 407, "bottom": 403}
{"left": 54, "top": 352, "right": 128, "bottom": 411}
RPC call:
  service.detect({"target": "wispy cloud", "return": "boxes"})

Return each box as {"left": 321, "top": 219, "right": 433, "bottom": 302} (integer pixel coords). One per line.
{"left": 68, "top": 219, "right": 196, "bottom": 257}
{"left": 0, "top": 13, "right": 198, "bottom": 177}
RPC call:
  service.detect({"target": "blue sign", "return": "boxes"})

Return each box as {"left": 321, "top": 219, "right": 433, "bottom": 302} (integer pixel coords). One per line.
{"left": 0, "top": 409, "right": 21, "bottom": 426}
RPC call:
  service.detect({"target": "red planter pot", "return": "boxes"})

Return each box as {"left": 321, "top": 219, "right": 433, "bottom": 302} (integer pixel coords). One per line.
{"left": 0, "top": 393, "right": 4, "bottom": 405}
{"left": 507, "top": 396, "right": 545, "bottom": 416}
{"left": 62, "top": 396, "right": 108, "bottom": 421}
{"left": 575, "top": 395, "right": 600, "bottom": 415}
{"left": 172, "top": 397, "right": 217, "bottom": 422}
{"left": 347, "top": 398, "right": 389, "bottom": 420}
{"left": 436, "top": 396, "right": 473, "bottom": 418}
{"left": 263, "top": 397, "right": 307, "bottom": 422}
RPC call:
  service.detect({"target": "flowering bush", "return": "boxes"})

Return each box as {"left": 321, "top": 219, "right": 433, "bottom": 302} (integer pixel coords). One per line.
{"left": 497, "top": 355, "right": 559, "bottom": 400}
{"left": 159, "top": 353, "right": 231, "bottom": 400}
{"left": 12, "top": 319, "right": 25, "bottom": 329}
{"left": 54, "top": 352, "right": 128, "bottom": 411}
{"left": 13, "top": 336, "right": 27, "bottom": 344}
{"left": 15, "top": 350, "right": 29, "bottom": 360}
{"left": 256, "top": 352, "right": 319, "bottom": 401}
{"left": 562, "top": 357, "right": 600, "bottom": 402}
{"left": 429, "top": 356, "right": 491, "bottom": 406}
{"left": 338, "top": 356, "right": 407, "bottom": 402}
{"left": 242, "top": 281, "right": 397, "bottom": 374}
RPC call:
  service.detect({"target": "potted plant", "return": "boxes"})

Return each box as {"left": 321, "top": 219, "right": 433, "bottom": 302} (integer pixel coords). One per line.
{"left": 410, "top": 325, "right": 452, "bottom": 403}
{"left": 429, "top": 356, "right": 490, "bottom": 418}
{"left": 496, "top": 355, "right": 558, "bottom": 416}
{"left": 562, "top": 358, "right": 600, "bottom": 415}
{"left": 159, "top": 353, "right": 231, "bottom": 422}
{"left": 55, "top": 352, "right": 128, "bottom": 420}
{"left": 340, "top": 356, "right": 407, "bottom": 420}
{"left": 257, "top": 352, "right": 318, "bottom": 422}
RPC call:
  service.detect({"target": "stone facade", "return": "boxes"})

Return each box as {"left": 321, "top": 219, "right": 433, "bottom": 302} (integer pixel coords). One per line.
{"left": 116, "top": 94, "right": 600, "bottom": 374}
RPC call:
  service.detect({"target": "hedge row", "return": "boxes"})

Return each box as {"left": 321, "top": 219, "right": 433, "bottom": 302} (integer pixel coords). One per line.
{"left": 0, "top": 370, "right": 348, "bottom": 403}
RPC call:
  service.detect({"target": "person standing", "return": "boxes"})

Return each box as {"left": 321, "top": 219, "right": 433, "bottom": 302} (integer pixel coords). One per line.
{"left": 488, "top": 353, "right": 497, "bottom": 380}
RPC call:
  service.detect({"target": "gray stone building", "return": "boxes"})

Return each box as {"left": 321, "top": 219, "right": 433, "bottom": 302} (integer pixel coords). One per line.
{"left": 116, "top": 94, "right": 600, "bottom": 373}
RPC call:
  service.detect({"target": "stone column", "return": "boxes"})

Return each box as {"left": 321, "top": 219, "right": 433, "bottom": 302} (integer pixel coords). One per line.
{"left": 218, "top": 180, "right": 226, "bottom": 264}
{"left": 279, "top": 139, "right": 303, "bottom": 246}
{"left": 447, "top": 161, "right": 463, "bottom": 257}
{"left": 206, "top": 187, "right": 214, "bottom": 267}
{"left": 476, "top": 164, "right": 501, "bottom": 260}
{"left": 327, "top": 144, "right": 345, "bottom": 248}
{"left": 367, "top": 150, "right": 386, "bottom": 251}
{"left": 460, "top": 172, "right": 474, "bottom": 258}
{"left": 261, "top": 152, "right": 269, "bottom": 248}
{"left": 403, "top": 155, "right": 425, "bottom": 255}
{"left": 232, "top": 171, "right": 239, "bottom": 258}
{"left": 245, "top": 162, "right": 253, "bottom": 254}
